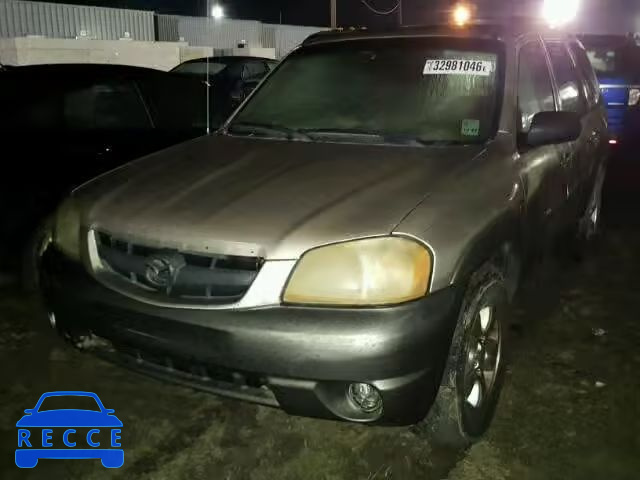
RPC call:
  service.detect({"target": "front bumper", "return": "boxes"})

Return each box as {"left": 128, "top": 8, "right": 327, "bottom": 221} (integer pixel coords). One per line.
{"left": 41, "top": 247, "right": 461, "bottom": 426}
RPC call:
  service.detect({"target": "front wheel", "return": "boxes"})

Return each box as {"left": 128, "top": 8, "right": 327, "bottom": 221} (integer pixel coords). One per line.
{"left": 414, "top": 264, "right": 510, "bottom": 448}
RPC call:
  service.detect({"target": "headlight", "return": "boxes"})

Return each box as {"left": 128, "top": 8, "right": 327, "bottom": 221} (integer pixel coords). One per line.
{"left": 53, "top": 198, "right": 82, "bottom": 261}
{"left": 629, "top": 88, "right": 640, "bottom": 106}
{"left": 283, "top": 237, "right": 432, "bottom": 306}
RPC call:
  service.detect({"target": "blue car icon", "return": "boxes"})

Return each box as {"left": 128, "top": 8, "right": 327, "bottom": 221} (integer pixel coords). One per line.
{"left": 16, "top": 391, "right": 123, "bottom": 468}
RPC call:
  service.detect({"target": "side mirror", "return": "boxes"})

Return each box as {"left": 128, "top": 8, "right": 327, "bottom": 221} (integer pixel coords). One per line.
{"left": 24, "top": 409, "right": 34, "bottom": 415}
{"left": 526, "top": 111, "right": 582, "bottom": 147}
{"left": 105, "top": 409, "right": 116, "bottom": 414}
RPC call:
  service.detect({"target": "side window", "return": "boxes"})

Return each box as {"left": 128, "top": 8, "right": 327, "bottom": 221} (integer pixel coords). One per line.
{"left": 546, "top": 42, "right": 588, "bottom": 115}
{"left": 518, "top": 41, "right": 556, "bottom": 134}
{"left": 64, "top": 80, "right": 151, "bottom": 130}
{"left": 242, "top": 61, "right": 267, "bottom": 81}
{"left": 569, "top": 41, "right": 600, "bottom": 108}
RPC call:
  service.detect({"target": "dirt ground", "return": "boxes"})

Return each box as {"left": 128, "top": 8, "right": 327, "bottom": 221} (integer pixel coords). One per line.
{"left": 1, "top": 156, "right": 639, "bottom": 480}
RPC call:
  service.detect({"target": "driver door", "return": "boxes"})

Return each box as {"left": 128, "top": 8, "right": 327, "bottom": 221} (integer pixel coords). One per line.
{"left": 516, "top": 39, "right": 570, "bottom": 256}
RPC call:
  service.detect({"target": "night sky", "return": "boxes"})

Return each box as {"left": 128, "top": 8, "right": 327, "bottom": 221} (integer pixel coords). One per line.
{"left": 20, "top": 0, "right": 640, "bottom": 32}
{"left": 25, "top": 0, "right": 459, "bottom": 27}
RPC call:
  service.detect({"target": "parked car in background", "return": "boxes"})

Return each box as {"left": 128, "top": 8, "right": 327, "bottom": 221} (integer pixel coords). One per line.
{"left": 0, "top": 64, "right": 214, "bottom": 278}
{"left": 41, "top": 23, "right": 607, "bottom": 448}
{"left": 579, "top": 34, "right": 640, "bottom": 143}
{"left": 171, "top": 56, "right": 278, "bottom": 124}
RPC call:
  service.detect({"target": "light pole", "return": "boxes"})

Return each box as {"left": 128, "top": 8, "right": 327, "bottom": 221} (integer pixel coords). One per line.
{"left": 203, "top": 1, "right": 225, "bottom": 134}
{"left": 331, "top": 0, "right": 337, "bottom": 28}
{"left": 206, "top": 1, "right": 224, "bottom": 19}
{"left": 211, "top": 4, "right": 224, "bottom": 19}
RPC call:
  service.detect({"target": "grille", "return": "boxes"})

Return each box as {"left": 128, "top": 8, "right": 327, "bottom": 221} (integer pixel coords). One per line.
{"left": 95, "top": 231, "right": 262, "bottom": 304}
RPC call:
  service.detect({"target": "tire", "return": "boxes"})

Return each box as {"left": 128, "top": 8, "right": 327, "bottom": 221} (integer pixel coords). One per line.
{"left": 414, "top": 263, "right": 510, "bottom": 448}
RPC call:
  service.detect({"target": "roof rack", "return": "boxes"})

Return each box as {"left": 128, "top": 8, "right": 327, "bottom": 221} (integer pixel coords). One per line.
{"left": 303, "top": 15, "right": 557, "bottom": 46}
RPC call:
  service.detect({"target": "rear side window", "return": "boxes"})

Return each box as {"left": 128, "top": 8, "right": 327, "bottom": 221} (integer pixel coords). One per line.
{"left": 1, "top": 75, "right": 151, "bottom": 132}
{"left": 546, "top": 42, "right": 588, "bottom": 115}
{"left": 569, "top": 41, "right": 600, "bottom": 108}
{"left": 518, "top": 41, "right": 556, "bottom": 133}
{"left": 64, "top": 80, "right": 152, "bottom": 130}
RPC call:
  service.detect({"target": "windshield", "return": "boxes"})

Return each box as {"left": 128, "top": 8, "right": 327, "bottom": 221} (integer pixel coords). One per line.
{"left": 172, "top": 61, "right": 228, "bottom": 76}
{"left": 228, "top": 38, "right": 503, "bottom": 146}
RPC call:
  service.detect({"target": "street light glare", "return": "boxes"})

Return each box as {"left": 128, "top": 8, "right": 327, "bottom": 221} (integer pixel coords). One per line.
{"left": 452, "top": 4, "right": 472, "bottom": 27}
{"left": 211, "top": 4, "right": 224, "bottom": 19}
{"left": 542, "top": 0, "right": 579, "bottom": 27}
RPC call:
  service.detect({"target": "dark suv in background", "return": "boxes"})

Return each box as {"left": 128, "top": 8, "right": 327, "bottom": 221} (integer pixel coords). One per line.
{"left": 0, "top": 64, "right": 214, "bottom": 278}
{"left": 171, "top": 56, "right": 278, "bottom": 124}
{"left": 41, "top": 23, "right": 607, "bottom": 447}
{"left": 579, "top": 34, "right": 640, "bottom": 143}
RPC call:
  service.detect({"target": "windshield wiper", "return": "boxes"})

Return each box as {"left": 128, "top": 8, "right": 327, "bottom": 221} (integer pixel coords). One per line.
{"left": 301, "top": 128, "right": 453, "bottom": 147}
{"left": 384, "top": 136, "right": 462, "bottom": 147}
{"left": 229, "top": 124, "right": 465, "bottom": 147}
{"left": 227, "top": 121, "right": 312, "bottom": 141}
{"left": 301, "top": 127, "right": 386, "bottom": 140}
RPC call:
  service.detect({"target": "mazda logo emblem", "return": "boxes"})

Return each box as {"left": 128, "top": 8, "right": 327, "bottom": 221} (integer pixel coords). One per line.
{"left": 144, "top": 253, "right": 185, "bottom": 290}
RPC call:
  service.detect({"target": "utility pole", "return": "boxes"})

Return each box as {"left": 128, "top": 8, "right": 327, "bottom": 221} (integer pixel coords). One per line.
{"left": 331, "top": 0, "right": 337, "bottom": 28}
{"left": 398, "top": 0, "right": 403, "bottom": 26}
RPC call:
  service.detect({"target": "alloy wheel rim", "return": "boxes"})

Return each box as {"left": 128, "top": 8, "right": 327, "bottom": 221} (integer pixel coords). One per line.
{"left": 462, "top": 305, "right": 501, "bottom": 413}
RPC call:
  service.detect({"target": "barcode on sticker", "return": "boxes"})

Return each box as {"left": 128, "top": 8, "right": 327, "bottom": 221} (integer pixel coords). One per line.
{"left": 423, "top": 59, "right": 494, "bottom": 76}
{"left": 462, "top": 119, "right": 480, "bottom": 136}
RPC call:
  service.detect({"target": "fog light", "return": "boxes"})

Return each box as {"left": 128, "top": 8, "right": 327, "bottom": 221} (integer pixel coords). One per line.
{"left": 47, "top": 312, "right": 56, "bottom": 328}
{"left": 348, "top": 383, "right": 382, "bottom": 413}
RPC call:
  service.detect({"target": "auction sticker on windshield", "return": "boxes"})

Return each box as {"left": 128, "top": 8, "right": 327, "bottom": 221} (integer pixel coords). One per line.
{"left": 461, "top": 119, "right": 481, "bottom": 136}
{"left": 423, "top": 59, "right": 493, "bottom": 76}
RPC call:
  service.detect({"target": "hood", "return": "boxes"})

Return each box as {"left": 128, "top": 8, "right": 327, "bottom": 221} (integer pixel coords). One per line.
{"left": 16, "top": 410, "right": 123, "bottom": 428}
{"left": 79, "top": 135, "right": 483, "bottom": 259}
